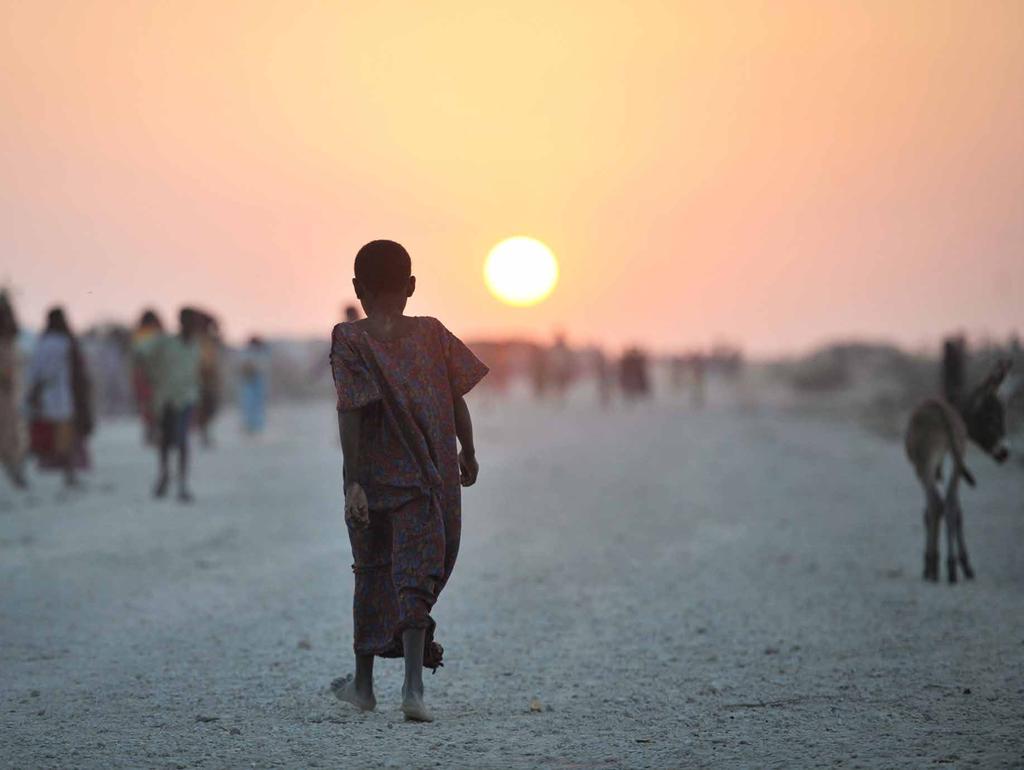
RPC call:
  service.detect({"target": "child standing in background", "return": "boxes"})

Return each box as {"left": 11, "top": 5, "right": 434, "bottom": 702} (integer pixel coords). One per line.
{"left": 329, "top": 240, "right": 487, "bottom": 722}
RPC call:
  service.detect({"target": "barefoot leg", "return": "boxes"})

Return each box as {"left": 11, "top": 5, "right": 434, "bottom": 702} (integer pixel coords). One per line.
{"left": 331, "top": 654, "right": 376, "bottom": 711}
{"left": 401, "top": 627, "right": 433, "bottom": 722}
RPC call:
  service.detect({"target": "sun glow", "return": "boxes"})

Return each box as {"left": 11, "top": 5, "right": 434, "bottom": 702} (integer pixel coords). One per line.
{"left": 484, "top": 237, "right": 559, "bottom": 307}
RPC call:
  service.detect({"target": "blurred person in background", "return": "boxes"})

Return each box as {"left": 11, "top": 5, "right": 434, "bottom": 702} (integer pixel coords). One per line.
{"left": 93, "top": 324, "right": 133, "bottom": 416}
{"left": 669, "top": 354, "right": 687, "bottom": 394}
{"left": 239, "top": 336, "right": 271, "bottom": 435}
{"left": 132, "top": 309, "right": 164, "bottom": 445}
{"left": 548, "top": 332, "right": 575, "bottom": 405}
{"left": 25, "top": 307, "right": 93, "bottom": 487}
{"left": 594, "top": 349, "right": 614, "bottom": 409}
{"left": 0, "top": 291, "right": 28, "bottom": 488}
{"left": 139, "top": 307, "right": 201, "bottom": 502}
{"left": 619, "top": 347, "right": 651, "bottom": 401}
{"left": 529, "top": 343, "right": 549, "bottom": 401}
{"left": 195, "top": 311, "right": 222, "bottom": 448}
{"left": 691, "top": 353, "right": 707, "bottom": 409}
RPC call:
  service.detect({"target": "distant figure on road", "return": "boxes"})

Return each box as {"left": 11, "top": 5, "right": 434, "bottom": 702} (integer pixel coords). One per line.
{"left": 195, "top": 311, "right": 222, "bottom": 448}
{"left": 529, "top": 343, "right": 549, "bottom": 400}
{"left": 329, "top": 240, "right": 488, "bottom": 723}
{"left": 139, "top": 307, "right": 201, "bottom": 502}
{"left": 239, "top": 336, "right": 270, "bottom": 435}
{"left": 619, "top": 347, "right": 651, "bottom": 400}
{"left": 594, "top": 349, "right": 614, "bottom": 408}
{"left": 548, "top": 333, "right": 575, "bottom": 404}
{"left": 691, "top": 353, "right": 706, "bottom": 409}
{"left": 0, "top": 291, "right": 27, "bottom": 488}
{"left": 942, "top": 335, "right": 967, "bottom": 408}
{"left": 25, "top": 307, "right": 93, "bottom": 487}
{"left": 89, "top": 324, "right": 133, "bottom": 416}
{"left": 132, "top": 309, "right": 164, "bottom": 445}
{"left": 669, "top": 354, "right": 687, "bottom": 394}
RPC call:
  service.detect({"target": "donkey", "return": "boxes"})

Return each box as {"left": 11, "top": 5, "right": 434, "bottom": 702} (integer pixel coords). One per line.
{"left": 904, "top": 358, "right": 1012, "bottom": 582}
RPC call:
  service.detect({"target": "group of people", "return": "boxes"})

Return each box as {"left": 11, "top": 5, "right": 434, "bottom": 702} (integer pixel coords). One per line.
{"left": 531, "top": 341, "right": 651, "bottom": 404}
{"left": 0, "top": 292, "right": 271, "bottom": 498}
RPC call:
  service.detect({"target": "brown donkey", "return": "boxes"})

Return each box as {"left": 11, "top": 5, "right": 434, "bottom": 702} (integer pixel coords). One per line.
{"left": 904, "top": 358, "right": 1012, "bottom": 582}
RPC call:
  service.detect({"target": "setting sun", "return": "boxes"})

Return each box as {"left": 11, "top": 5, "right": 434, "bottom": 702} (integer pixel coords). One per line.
{"left": 484, "top": 237, "right": 559, "bottom": 308}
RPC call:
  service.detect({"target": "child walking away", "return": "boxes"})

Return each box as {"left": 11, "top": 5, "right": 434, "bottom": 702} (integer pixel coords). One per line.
{"left": 329, "top": 240, "right": 488, "bottom": 722}
{"left": 139, "top": 307, "right": 201, "bottom": 503}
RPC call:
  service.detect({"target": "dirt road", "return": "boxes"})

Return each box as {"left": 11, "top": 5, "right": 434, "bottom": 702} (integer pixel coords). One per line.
{"left": 2, "top": 400, "right": 1022, "bottom": 768}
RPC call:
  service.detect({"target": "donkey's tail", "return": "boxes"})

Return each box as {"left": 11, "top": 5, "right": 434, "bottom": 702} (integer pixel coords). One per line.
{"left": 934, "top": 402, "right": 976, "bottom": 487}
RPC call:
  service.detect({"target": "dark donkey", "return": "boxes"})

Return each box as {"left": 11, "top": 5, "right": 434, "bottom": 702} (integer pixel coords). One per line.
{"left": 904, "top": 350, "right": 1012, "bottom": 583}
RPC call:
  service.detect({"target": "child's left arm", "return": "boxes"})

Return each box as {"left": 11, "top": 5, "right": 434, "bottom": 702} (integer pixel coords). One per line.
{"left": 453, "top": 394, "right": 478, "bottom": 486}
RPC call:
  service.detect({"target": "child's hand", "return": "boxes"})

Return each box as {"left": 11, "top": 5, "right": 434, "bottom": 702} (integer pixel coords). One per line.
{"left": 345, "top": 482, "right": 369, "bottom": 529}
{"left": 459, "top": 449, "right": 479, "bottom": 487}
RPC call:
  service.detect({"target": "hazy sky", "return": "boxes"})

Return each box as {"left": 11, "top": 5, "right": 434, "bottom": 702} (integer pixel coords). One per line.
{"left": 2, "top": 1, "right": 1021, "bottom": 354}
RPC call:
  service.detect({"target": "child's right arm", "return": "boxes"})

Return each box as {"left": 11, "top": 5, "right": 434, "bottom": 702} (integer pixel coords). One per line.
{"left": 338, "top": 408, "right": 369, "bottom": 528}
{"left": 453, "top": 394, "right": 479, "bottom": 486}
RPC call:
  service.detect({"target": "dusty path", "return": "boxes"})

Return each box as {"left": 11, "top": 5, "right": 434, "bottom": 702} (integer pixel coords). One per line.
{"left": 1, "top": 400, "right": 1022, "bottom": 768}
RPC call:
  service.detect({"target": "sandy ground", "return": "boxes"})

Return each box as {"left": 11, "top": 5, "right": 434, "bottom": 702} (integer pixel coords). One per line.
{"left": 1, "top": 396, "right": 1023, "bottom": 769}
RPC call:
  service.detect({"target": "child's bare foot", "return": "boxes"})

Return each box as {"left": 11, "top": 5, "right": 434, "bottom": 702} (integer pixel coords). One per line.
{"left": 331, "top": 674, "right": 376, "bottom": 712}
{"left": 401, "top": 686, "right": 433, "bottom": 722}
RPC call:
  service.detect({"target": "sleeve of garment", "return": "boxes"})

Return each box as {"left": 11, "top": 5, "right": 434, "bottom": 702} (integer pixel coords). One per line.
{"left": 24, "top": 343, "right": 45, "bottom": 389}
{"left": 438, "top": 321, "right": 489, "bottom": 397}
{"left": 330, "top": 325, "right": 382, "bottom": 411}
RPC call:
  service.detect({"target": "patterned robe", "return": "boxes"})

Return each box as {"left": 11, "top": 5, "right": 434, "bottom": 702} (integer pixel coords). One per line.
{"left": 330, "top": 316, "right": 487, "bottom": 665}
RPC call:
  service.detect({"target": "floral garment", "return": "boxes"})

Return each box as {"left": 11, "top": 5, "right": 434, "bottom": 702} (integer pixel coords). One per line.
{"left": 330, "top": 316, "right": 488, "bottom": 667}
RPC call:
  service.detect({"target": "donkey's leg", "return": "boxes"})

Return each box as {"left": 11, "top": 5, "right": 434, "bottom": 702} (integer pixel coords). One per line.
{"left": 942, "top": 474, "right": 958, "bottom": 583}
{"left": 922, "top": 483, "right": 942, "bottom": 582}
{"left": 944, "top": 504, "right": 957, "bottom": 584}
{"left": 943, "top": 473, "right": 962, "bottom": 583}
{"left": 950, "top": 482, "right": 975, "bottom": 579}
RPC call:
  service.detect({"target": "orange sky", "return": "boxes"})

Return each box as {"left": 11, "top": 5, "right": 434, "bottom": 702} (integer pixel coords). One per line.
{"left": 1, "top": 1, "right": 1021, "bottom": 355}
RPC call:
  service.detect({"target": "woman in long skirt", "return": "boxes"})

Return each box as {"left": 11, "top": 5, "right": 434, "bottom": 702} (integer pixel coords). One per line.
{"left": 25, "top": 307, "right": 93, "bottom": 486}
